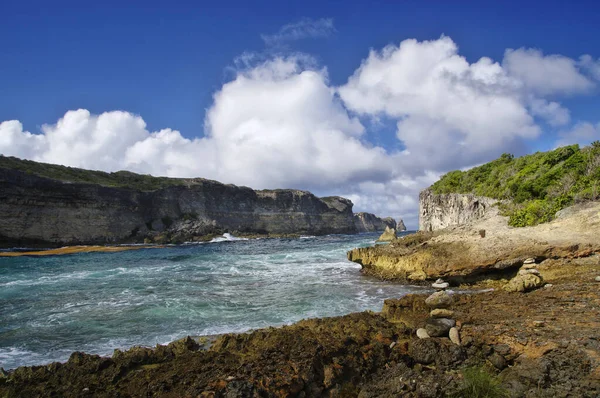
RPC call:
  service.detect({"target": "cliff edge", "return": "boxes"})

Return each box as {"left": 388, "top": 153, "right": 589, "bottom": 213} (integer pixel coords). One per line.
{"left": 0, "top": 156, "right": 396, "bottom": 247}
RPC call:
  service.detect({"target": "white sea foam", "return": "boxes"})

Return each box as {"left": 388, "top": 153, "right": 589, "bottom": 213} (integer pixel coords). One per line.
{"left": 209, "top": 233, "right": 248, "bottom": 243}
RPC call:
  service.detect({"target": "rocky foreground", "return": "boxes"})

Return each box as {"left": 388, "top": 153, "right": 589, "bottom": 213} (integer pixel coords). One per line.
{"left": 1, "top": 251, "right": 599, "bottom": 397}
{"left": 2, "top": 200, "right": 599, "bottom": 397}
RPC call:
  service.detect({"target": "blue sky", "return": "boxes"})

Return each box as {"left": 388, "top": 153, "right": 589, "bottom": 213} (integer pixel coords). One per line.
{"left": 1, "top": 0, "right": 600, "bottom": 227}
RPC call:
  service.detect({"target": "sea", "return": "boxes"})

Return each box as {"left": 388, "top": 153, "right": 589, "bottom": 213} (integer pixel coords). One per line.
{"left": 0, "top": 231, "right": 426, "bottom": 370}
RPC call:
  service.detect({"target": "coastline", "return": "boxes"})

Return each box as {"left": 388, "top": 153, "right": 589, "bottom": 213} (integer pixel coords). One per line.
{"left": 2, "top": 255, "right": 599, "bottom": 396}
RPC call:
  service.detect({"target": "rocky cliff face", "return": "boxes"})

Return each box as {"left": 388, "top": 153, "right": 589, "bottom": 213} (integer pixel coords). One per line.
{"left": 353, "top": 212, "right": 397, "bottom": 232}
{"left": 419, "top": 189, "right": 497, "bottom": 232}
{"left": 0, "top": 166, "right": 362, "bottom": 247}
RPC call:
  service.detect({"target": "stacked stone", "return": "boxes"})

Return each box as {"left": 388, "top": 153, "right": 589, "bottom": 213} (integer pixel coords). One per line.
{"left": 504, "top": 257, "right": 545, "bottom": 292}
{"left": 415, "top": 279, "right": 461, "bottom": 345}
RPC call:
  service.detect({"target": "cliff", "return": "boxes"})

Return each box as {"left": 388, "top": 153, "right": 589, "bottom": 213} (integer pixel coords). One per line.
{"left": 0, "top": 157, "right": 371, "bottom": 247}
{"left": 353, "top": 212, "right": 397, "bottom": 232}
{"left": 419, "top": 189, "right": 497, "bottom": 232}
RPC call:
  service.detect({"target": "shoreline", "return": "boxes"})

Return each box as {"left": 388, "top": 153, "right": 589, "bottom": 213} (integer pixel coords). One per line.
{"left": 0, "top": 245, "right": 163, "bottom": 257}
{"left": 2, "top": 256, "right": 599, "bottom": 396}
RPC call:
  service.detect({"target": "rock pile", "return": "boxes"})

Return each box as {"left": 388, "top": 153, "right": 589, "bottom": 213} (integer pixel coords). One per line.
{"left": 416, "top": 280, "right": 461, "bottom": 345}
{"left": 504, "top": 257, "right": 545, "bottom": 292}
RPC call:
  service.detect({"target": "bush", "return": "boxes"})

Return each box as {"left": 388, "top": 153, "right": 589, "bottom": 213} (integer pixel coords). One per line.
{"left": 431, "top": 143, "right": 600, "bottom": 227}
{"left": 448, "top": 367, "right": 508, "bottom": 398}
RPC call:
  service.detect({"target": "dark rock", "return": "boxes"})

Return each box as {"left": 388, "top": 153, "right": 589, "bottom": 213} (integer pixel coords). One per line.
{"left": 425, "top": 318, "right": 456, "bottom": 337}
{"left": 488, "top": 352, "right": 507, "bottom": 370}
{"left": 409, "top": 339, "right": 439, "bottom": 364}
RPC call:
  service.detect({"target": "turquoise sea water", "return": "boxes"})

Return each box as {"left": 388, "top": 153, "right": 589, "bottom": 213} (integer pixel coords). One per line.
{"left": 0, "top": 232, "right": 425, "bottom": 370}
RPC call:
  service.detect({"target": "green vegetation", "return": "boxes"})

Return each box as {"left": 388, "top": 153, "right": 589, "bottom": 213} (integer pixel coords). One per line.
{"left": 448, "top": 367, "right": 508, "bottom": 398}
{"left": 0, "top": 155, "right": 187, "bottom": 191}
{"left": 431, "top": 142, "right": 600, "bottom": 227}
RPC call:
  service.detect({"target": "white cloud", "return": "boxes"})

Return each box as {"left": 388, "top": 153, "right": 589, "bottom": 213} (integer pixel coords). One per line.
{"left": 261, "top": 18, "right": 336, "bottom": 47}
{"left": 503, "top": 48, "right": 595, "bottom": 95}
{"left": 2, "top": 35, "right": 599, "bottom": 229}
{"left": 529, "top": 98, "right": 571, "bottom": 126}
{"left": 556, "top": 122, "right": 600, "bottom": 148}
{"left": 579, "top": 54, "right": 600, "bottom": 81}
{"left": 338, "top": 36, "right": 540, "bottom": 172}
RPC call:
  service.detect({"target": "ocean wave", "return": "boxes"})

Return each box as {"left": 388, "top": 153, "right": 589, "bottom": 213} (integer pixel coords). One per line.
{"left": 209, "top": 233, "right": 249, "bottom": 243}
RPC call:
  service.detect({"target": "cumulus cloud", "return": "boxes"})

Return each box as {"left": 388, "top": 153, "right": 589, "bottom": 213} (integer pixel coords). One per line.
{"left": 503, "top": 48, "right": 595, "bottom": 95}
{"left": 2, "top": 35, "right": 599, "bottom": 228}
{"left": 338, "top": 36, "right": 540, "bottom": 172}
{"left": 529, "top": 98, "right": 571, "bottom": 126}
{"left": 261, "top": 18, "right": 336, "bottom": 47}
{"left": 579, "top": 54, "right": 600, "bottom": 81}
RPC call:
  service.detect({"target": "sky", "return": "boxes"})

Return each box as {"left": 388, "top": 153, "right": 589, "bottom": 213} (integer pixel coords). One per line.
{"left": 1, "top": 0, "right": 600, "bottom": 228}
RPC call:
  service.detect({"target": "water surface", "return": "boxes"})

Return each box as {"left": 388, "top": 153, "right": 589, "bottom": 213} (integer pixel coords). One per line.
{"left": 0, "top": 232, "right": 424, "bottom": 370}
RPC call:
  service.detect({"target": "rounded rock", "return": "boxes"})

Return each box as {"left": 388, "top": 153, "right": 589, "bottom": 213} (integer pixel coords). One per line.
{"left": 488, "top": 352, "right": 507, "bottom": 370}
{"left": 416, "top": 328, "right": 430, "bottom": 339}
{"left": 425, "top": 291, "right": 453, "bottom": 308}
{"left": 523, "top": 258, "right": 536, "bottom": 264}
{"left": 425, "top": 318, "right": 456, "bottom": 337}
{"left": 449, "top": 327, "right": 461, "bottom": 345}
{"left": 430, "top": 308, "right": 454, "bottom": 318}
{"left": 595, "top": 276, "right": 600, "bottom": 282}
{"left": 432, "top": 282, "right": 449, "bottom": 290}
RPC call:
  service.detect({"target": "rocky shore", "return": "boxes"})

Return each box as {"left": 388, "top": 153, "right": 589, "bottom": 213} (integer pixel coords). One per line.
{"left": 1, "top": 250, "right": 599, "bottom": 397}
{"left": 1, "top": 184, "right": 598, "bottom": 396}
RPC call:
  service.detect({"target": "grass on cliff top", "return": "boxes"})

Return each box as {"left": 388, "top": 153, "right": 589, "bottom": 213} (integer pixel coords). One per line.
{"left": 0, "top": 155, "right": 189, "bottom": 191}
{"left": 430, "top": 142, "right": 600, "bottom": 227}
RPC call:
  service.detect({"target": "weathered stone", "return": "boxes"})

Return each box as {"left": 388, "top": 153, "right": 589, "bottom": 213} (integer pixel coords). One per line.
{"left": 431, "top": 280, "right": 449, "bottom": 290}
{"left": 408, "top": 339, "right": 438, "bottom": 364}
{"left": 416, "top": 328, "right": 430, "bottom": 339}
{"left": 518, "top": 268, "right": 540, "bottom": 276}
{"left": 449, "top": 327, "right": 461, "bottom": 345}
{"left": 376, "top": 226, "right": 397, "bottom": 242}
{"left": 504, "top": 273, "right": 544, "bottom": 293}
{"left": 523, "top": 258, "right": 536, "bottom": 264}
{"left": 425, "top": 318, "right": 455, "bottom": 337}
{"left": 430, "top": 308, "right": 454, "bottom": 318}
{"left": 595, "top": 276, "right": 600, "bottom": 282}
{"left": 522, "top": 263, "right": 537, "bottom": 270}
{"left": 425, "top": 291, "right": 452, "bottom": 308}
{"left": 419, "top": 190, "right": 498, "bottom": 232}
{"left": 488, "top": 352, "right": 507, "bottom": 370}
{"left": 533, "top": 320, "right": 545, "bottom": 327}
{"left": 381, "top": 294, "right": 428, "bottom": 328}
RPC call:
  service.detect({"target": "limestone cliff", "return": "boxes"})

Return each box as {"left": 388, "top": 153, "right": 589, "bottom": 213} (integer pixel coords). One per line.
{"left": 0, "top": 158, "right": 365, "bottom": 247}
{"left": 353, "top": 212, "right": 397, "bottom": 232}
{"left": 419, "top": 189, "right": 497, "bottom": 232}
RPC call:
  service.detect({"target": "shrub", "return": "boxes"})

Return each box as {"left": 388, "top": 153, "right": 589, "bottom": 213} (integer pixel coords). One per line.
{"left": 431, "top": 143, "right": 600, "bottom": 227}
{"left": 448, "top": 367, "right": 508, "bottom": 398}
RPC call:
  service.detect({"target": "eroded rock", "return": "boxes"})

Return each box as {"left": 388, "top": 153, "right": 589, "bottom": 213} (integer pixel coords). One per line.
{"left": 504, "top": 273, "right": 544, "bottom": 292}
{"left": 425, "top": 318, "right": 455, "bottom": 337}
{"left": 425, "top": 291, "right": 453, "bottom": 308}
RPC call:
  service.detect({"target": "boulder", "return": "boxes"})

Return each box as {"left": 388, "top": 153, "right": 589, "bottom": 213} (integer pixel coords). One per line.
{"left": 425, "top": 291, "right": 453, "bottom": 308}
{"left": 425, "top": 318, "right": 456, "bottom": 337}
{"left": 504, "top": 273, "right": 544, "bottom": 293}
{"left": 376, "top": 226, "right": 397, "bottom": 242}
